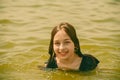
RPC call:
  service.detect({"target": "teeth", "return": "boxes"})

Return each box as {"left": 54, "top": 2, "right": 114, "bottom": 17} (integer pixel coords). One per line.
{"left": 58, "top": 50, "right": 68, "bottom": 53}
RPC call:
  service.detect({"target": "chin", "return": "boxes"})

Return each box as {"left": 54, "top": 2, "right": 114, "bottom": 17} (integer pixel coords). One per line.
{"left": 59, "top": 56, "right": 69, "bottom": 60}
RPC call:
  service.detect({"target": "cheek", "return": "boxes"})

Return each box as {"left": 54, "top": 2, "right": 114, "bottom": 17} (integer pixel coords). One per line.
{"left": 53, "top": 45, "right": 58, "bottom": 53}
{"left": 70, "top": 47, "right": 75, "bottom": 52}
{"left": 70, "top": 47, "right": 75, "bottom": 54}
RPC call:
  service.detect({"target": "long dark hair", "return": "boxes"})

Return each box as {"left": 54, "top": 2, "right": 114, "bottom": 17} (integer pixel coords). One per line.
{"left": 48, "top": 22, "right": 83, "bottom": 59}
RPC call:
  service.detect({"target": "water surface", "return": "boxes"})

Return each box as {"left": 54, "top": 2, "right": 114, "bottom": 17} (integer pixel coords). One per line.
{"left": 0, "top": 0, "right": 120, "bottom": 80}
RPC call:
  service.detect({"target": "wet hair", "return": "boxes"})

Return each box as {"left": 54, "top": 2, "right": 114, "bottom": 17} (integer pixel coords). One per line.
{"left": 48, "top": 22, "right": 83, "bottom": 58}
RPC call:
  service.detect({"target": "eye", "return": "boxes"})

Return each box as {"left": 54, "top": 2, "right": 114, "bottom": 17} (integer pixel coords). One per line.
{"left": 65, "top": 41, "right": 70, "bottom": 43}
{"left": 54, "top": 42, "right": 60, "bottom": 45}
{"left": 64, "top": 41, "right": 71, "bottom": 44}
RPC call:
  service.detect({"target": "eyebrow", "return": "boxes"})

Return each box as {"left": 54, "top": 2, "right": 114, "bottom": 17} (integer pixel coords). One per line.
{"left": 54, "top": 39, "right": 71, "bottom": 42}
{"left": 64, "top": 39, "right": 71, "bottom": 41}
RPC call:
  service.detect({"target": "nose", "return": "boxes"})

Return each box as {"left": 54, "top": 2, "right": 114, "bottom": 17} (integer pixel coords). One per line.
{"left": 59, "top": 44, "right": 65, "bottom": 52}
{"left": 59, "top": 44, "right": 64, "bottom": 49}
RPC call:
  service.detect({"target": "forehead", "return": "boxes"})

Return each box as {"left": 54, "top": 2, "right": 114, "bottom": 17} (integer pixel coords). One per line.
{"left": 54, "top": 29, "right": 71, "bottom": 41}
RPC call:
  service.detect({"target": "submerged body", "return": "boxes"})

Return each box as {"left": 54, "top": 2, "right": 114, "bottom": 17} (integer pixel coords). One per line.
{"left": 46, "top": 54, "right": 99, "bottom": 71}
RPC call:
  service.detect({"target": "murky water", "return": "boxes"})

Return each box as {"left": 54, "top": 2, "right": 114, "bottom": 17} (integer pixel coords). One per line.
{"left": 0, "top": 0, "right": 120, "bottom": 80}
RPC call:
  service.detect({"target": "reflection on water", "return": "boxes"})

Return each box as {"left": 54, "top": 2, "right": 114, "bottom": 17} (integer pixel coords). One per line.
{"left": 0, "top": 0, "right": 120, "bottom": 80}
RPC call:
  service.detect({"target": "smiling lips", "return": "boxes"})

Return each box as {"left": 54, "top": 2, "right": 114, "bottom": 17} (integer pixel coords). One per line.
{"left": 60, "top": 53, "right": 67, "bottom": 56}
{"left": 58, "top": 49, "right": 69, "bottom": 56}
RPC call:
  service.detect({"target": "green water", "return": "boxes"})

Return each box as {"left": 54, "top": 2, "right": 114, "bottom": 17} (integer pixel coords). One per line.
{"left": 0, "top": 0, "right": 120, "bottom": 80}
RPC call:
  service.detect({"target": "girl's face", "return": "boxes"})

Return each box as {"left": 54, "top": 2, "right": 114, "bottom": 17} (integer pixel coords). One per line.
{"left": 53, "top": 29, "right": 75, "bottom": 60}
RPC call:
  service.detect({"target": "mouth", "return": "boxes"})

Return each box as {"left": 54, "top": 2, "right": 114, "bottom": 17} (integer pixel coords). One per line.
{"left": 58, "top": 50, "right": 69, "bottom": 57}
{"left": 60, "top": 52, "right": 67, "bottom": 56}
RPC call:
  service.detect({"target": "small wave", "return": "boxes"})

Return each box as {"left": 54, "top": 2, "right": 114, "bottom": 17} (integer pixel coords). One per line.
{"left": 15, "top": 4, "right": 43, "bottom": 8}
{"left": 0, "top": 6, "right": 5, "bottom": 9}
{"left": 0, "top": 41, "right": 15, "bottom": 49}
{"left": 91, "top": 18, "right": 117, "bottom": 23}
{"left": 0, "top": 19, "right": 14, "bottom": 24}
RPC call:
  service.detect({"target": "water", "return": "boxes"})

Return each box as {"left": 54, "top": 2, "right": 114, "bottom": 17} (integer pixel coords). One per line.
{"left": 0, "top": 0, "right": 120, "bottom": 80}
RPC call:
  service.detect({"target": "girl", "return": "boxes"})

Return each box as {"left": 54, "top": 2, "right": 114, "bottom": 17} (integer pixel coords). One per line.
{"left": 46, "top": 22, "right": 99, "bottom": 71}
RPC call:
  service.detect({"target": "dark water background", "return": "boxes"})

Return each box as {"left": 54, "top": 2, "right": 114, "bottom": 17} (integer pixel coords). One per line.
{"left": 0, "top": 0, "right": 120, "bottom": 80}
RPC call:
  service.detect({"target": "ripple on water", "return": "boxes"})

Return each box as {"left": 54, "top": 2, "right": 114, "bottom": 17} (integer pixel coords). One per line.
{"left": 0, "top": 41, "right": 15, "bottom": 49}
{"left": 0, "top": 19, "right": 15, "bottom": 24}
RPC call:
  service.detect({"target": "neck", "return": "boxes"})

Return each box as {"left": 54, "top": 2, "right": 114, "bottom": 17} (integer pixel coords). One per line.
{"left": 56, "top": 54, "right": 82, "bottom": 70}
{"left": 57, "top": 54, "right": 77, "bottom": 64}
